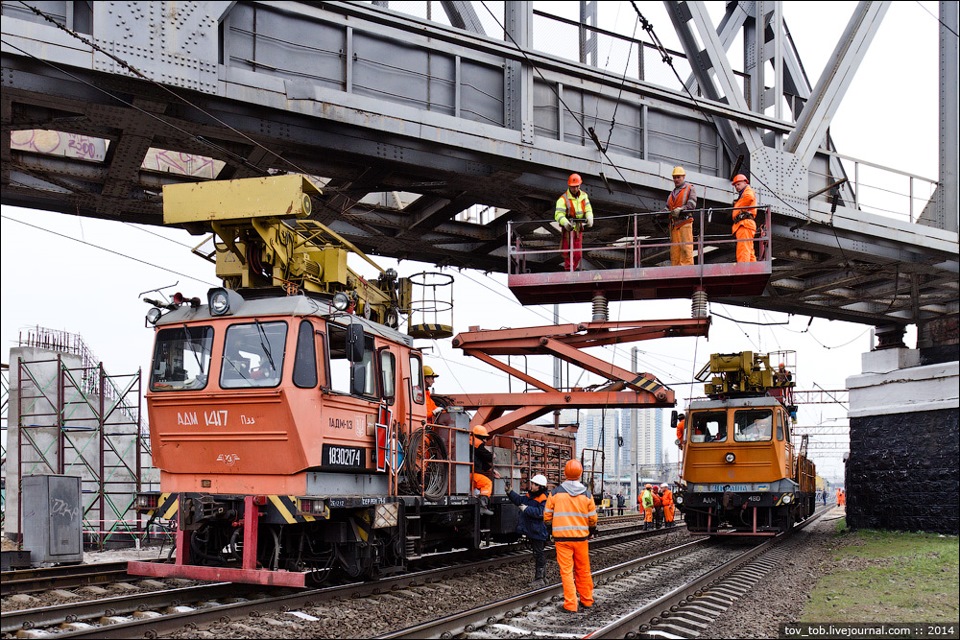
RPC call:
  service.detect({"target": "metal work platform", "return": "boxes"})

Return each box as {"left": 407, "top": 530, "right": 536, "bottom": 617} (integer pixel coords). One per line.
{"left": 507, "top": 208, "right": 772, "bottom": 305}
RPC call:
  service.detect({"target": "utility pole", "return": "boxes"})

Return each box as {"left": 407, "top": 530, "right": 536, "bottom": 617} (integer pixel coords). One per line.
{"left": 630, "top": 347, "right": 639, "bottom": 508}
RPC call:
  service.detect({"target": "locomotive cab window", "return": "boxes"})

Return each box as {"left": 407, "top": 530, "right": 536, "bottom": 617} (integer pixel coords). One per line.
{"left": 292, "top": 320, "right": 318, "bottom": 388}
{"left": 327, "top": 323, "right": 376, "bottom": 398}
{"left": 734, "top": 409, "right": 773, "bottom": 442}
{"left": 411, "top": 356, "right": 425, "bottom": 405}
{"left": 220, "top": 321, "right": 287, "bottom": 389}
{"left": 150, "top": 326, "right": 213, "bottom": 391}
{"left": 379, "top": 349, "right": 397, "bottom": 403}
{"left": 690, "top": 411, "right": 726, "bottom": 443}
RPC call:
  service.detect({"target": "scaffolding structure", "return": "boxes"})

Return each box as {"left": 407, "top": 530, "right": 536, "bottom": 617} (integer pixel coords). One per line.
{"left": 9, "top": 327, "right": 151, "bottom": 550}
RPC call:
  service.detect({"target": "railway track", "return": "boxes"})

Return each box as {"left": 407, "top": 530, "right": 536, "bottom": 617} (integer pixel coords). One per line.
{"left": 376, "top": 508, "right": 830, "bottom": 639}
{"left": 1, "top": 562, "right": 131, "bottom": 596}
{"left": 2, "top": 520, "right": 667, "bottom": 638}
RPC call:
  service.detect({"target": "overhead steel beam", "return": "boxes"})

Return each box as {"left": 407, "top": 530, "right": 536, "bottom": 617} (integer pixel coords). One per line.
{"left": 665, "top": 0, "right": 766, "bottom": 158}
{"left": 786, "top": 1, "right": 891, "bottom": 166}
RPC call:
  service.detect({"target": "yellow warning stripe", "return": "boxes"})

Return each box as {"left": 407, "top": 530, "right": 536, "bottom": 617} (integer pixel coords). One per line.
{"left": 629, "top": 374, "right": 667, "bottom": 396}
{"left": 269, "top": 495, "right": 316, "bottom": 523}
{"left": 159, "top": 493, "right": 179, "bottom": 520}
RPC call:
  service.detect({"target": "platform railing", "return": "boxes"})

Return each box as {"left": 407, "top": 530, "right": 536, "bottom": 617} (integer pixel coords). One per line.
{"left": 508, "top": 206, "right": 773, "bottom": 275}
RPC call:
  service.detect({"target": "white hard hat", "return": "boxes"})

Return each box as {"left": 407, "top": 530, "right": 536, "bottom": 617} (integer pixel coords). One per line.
{"left": 531, "top": 474, "right": 549, "bottom": 487}
{"left": 661, "top": 483, "right": 669, "bottom": 488}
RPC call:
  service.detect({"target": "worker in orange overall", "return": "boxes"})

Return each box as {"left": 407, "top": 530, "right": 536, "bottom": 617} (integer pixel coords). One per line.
{"left": 640, "top": 483, "right": 654, "bottom": 530}
{"left": 675, "top": 413, "right": 686, "bottom": 448}
{"left": 470, "top": 425, "right": 497, "bottom": 515}
{"left": 651, "top": 484, "right": 664, "bottom": 528}
{"left": 544, "top": 459, "right": 598, "bottom": 613}
{"left": 423, "top": 365, "right": 439, "bottom": 418}
{"left": 660, "top": 483, "right": 675, "bottom": 527}
{"left": 731, "top": 174, "right": 757, "bottom": 262}
{"left": 666, "top": 166, "right": 697, "bottom": 266}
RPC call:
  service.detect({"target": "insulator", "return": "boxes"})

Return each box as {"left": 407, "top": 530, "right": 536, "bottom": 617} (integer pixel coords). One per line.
{"left": 592, "top": 293, "right": 609, "bottom": 322}
{"left": 691, "top": 288, "right": 709, "bottom": 318}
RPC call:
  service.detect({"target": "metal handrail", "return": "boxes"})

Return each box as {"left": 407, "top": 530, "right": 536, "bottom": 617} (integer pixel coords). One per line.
{"left": 508, "top": 206, "right": 773, "bottom": 274}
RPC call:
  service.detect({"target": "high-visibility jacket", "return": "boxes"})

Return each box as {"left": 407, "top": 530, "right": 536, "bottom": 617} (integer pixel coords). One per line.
{"left": 652, "top": 492, "right": 663, "bottom": 508}
{"left": 732, "top": 185, "right": 757, "bottom": 232}
{"left": 554, "top": 190, "right": 593, "bottom": 228}
{"left": 640, "top": 489, "right": 654, "bottom": 509}
{"left": 676, "top": 416, "right": 686, "bottom": 442}
{"left": 425, "top": 389, "right": 437, "bottom": 417}
{"left": 667, "top": 183, "right": 697, "bottom": 228}
{"left": 544, "top": 480, "right": 598, "bottom": 541}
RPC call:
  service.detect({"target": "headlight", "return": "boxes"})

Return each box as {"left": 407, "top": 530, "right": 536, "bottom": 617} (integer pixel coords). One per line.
{"left": 782, "top": 493, "right": 793, "bottom": 504}
{"left": 208, "top": 287, "right": 244, "bottom": 316}
{"left": 146, "top": 307, "right": 163, "bottom": 325}
{"left": 724, "top": 452, "right": 736, "bottom": 463}
{"left": 135, "top": 492, "right": 160, "bottom": 511}
{"left": 675, "top": 495, "right": 684, "bottom": 505}
{"left": 333, "top": 292, "right": 350, "bottom": 311}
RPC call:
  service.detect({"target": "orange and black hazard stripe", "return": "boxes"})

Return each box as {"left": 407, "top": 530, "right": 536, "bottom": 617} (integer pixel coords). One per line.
{"left": 152, "top": 493, "right": 179, "bottom": 521}
{"left": 264, "top": 495, "right": 324, "bottom": 524}
{"left": 626, "top": 373, "right": 669, "bottom": 399}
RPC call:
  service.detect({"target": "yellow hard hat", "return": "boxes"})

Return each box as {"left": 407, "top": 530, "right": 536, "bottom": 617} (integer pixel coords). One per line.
{"left": 423, "top": 365, "right": 437, "bottom": 377}
{"left": 472, "top": 425, "right": 490, "bottom": 438}
{"left": 672, "top": 166, "right": 686, "bottom": 177}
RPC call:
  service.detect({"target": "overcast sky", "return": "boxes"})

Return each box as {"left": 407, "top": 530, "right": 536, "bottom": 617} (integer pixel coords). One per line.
{"left": 1, "top": 1, "right": 947, "bottom": 480}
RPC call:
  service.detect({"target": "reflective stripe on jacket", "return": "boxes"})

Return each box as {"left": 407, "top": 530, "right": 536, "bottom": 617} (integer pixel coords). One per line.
{"left": 544, "top": 482, "right": 598, "bottom": 541}
{"left": 554, "top": 191, "right": 593, "bottom": 228}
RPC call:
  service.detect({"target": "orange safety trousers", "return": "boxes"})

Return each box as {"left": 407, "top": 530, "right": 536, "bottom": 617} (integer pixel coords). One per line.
{"left": 664, "top": 503, "right": 675, "bottom": 523}
{"left": 644, "top": 507, "right": 654, "bottom": 523}
{"left": 554, "top": 539, "right": 593, "bottom": 612}
{"left": 670, "top": 220, "right": 694, "bottom": 266}
{"left": 472, "top": 473, "right": 492, "bottom": 497}
{"left": 734, "top": 220, "right": 757, "bottom": 262}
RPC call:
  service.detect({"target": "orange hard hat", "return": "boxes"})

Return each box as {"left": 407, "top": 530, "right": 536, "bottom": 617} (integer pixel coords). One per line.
{"left": 779, "top": 362, "right": 786, "bottom": 368}
{"left": 732, "top": 174, "right": 749, "bottom": 184}
{"left": 645, "top": 483, "right": 652, "bottom": 489}
{"left": 564, "top": 459, "right": 583, "bottom": 480}
{"left": 567, "top": 173, "right": 583, "bottom": 187}
{"left": 471, "top": 425, "right": 490, "bottom": 438}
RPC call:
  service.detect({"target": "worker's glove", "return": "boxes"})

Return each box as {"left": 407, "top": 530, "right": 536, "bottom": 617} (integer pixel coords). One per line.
{"left": 585, "top": 219, "right": 593, "bottom": 229}
{"left": 563, "top": 221, "right": 574, "bottom": 231}
{"left": 504, "top": 482, "right": 512, "bottom": 494}
{"left": 672, "top": 207, "right": 683, "bottom": 215}
{"left": 432, "top": 406, "right": 443, "bottom": 418}
{"left": 589, "top": 526, "right": 598, "bottom": 538}
{"left": 519, "top": 505, "right": 528, "bottom": 512}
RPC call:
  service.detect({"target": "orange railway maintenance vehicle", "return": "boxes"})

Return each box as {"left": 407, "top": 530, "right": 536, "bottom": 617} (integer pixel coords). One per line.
{"left": 127, "top": 175, "right": 708, "bottom": 587}
{"left": 674, "top": 351, "right": 817, "bottom": 535}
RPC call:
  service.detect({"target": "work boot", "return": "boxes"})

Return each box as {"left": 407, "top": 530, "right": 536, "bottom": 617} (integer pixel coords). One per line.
{"left": 530, "top": 566, "right": 545, "bottom": 586}
{"left": 479, "top": 495, "right": 494, "bottom": 516}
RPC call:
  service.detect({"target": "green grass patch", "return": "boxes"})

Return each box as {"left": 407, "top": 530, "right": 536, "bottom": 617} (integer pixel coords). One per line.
{"left": 803, "top": 526, "right": 959, "bottom": 623}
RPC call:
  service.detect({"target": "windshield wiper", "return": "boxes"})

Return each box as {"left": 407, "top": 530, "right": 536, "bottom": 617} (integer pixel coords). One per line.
{"left": 255, "top": 320, "right": 276, "bottom": 371}
{"left": 182, "top": 324, "right": 206, "bottom": 374}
